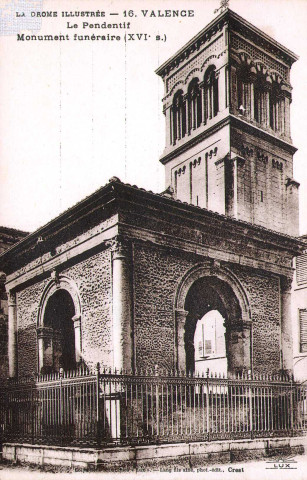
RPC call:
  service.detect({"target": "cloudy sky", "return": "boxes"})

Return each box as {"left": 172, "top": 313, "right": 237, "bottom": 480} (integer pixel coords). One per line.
{"left": 0, "top": 0, "right": 306, "bottom": 234}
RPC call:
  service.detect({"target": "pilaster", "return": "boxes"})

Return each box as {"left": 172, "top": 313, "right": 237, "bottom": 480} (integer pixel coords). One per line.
{"left": 72, "top": 314, "right": 82, "bottom": 364}
{"left": 111, "top": 237, "right": 133, "bottom": 372}
{"left": 280, "top": 276, "right": 294, "bottom": 373}
{"left": 7, "top": 291, "right": 17, "bottom": 378}
{"left": 37, "top": 326, "right": 53, "bottom": 373}
{"left": 175, "top": 309, "right": 188, "bottom": 373}
{"left": 227, "top": 320, "right": 252, "bottom": 374}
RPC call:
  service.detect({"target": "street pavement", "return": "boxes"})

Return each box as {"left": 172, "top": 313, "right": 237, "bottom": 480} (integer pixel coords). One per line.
{"left": 0, "top": 453, "right": 307, "bottom": 480}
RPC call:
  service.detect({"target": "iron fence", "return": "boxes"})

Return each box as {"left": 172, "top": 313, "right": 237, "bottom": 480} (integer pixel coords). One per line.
{"left": 0, "top": 366, "right": 306, "bottom": 448}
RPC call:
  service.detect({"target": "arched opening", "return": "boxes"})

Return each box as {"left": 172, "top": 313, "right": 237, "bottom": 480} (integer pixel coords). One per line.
{"left": 203, "top": 66, "right": 219, "bottom": 122}
{"left": 254, "top": 75, "right": 269, "bottom": 125}
{"left": 188, "top": 79, "right": 202, "bottom": 131}
{"left": 269, "top": 83, "right": 285, "bottom": 134}
{"left": 237, "top": 66, "right": 253, "bottom": 118}
{"left": 179, "top": 274, "right": 251, "bottom": 376}
{"left": 172, "top": 90, "right": 186, "bottom": 143}
{"left": 40, "top": 289, "right": 76, "bottom": 373}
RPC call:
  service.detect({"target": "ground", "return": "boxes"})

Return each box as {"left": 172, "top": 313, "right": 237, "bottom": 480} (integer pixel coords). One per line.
{"left": 1, "top": 452, "right": 307, "bottom": 480}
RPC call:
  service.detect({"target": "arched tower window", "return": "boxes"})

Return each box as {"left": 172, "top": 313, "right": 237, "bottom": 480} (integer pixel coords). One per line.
{"left": 188, "top": 79, "right": 202, "bottom": 131}
{"left": 254, "top": 76, "right": 269, "bottom": 126}
{"left": 172, "top": 90, "right": 186, "bottom": 144}
{"left": 269, "top": 84, "right": 285, "bottom": 134}
{"left": 203, "top": 67, "right": 219, "bottom": 123}
{"left": 237, "top": 66, "right": 253, "bottom": 118}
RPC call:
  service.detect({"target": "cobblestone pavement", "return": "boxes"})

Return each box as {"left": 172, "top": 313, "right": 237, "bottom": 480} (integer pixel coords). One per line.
{"left": 0, "top": 453, "right": 307, "bottom": 480}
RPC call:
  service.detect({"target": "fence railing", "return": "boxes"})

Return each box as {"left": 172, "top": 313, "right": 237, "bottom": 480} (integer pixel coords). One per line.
{"left": 1, "top": 366, "right": 306, "bottom": 448}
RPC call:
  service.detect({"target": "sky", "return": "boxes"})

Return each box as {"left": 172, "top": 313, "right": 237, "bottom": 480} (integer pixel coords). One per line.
{"left": 0, "top": 0, "right": 306, "bottom": 234}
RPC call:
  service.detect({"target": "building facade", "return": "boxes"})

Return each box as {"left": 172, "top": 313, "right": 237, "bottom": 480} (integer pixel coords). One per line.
{"left": 157, "top": 10, "right": 299, "bottom": 236}
{"left": 0, "top": 9, "right": 304, "bottom": 383}
{"left": 293, "top": 235, "right": 307, "bottom": 382}
{"left": 0, "top": 227, "right": 29, "bottom": 379}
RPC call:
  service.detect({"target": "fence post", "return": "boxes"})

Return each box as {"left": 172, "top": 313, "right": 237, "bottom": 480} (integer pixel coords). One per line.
{"left": 206, "top": 369, "right": 210, "bottom": 441}
{"left": 96, "top": 363, "right": 101, "bottom": 446}
{"left": 155, "top": 365, "right": 160, "bottom": 438}
{"left": 290, "top": 376, "right": 294, "bottom": 435}
{"left": 31, "top": 380, "right": 34, "bottom": 444}
{"left": 248, "top": 370, "right": 253, "bottom": 439}
{"left": 59, "top": 368, "right": 64, "bottom": 445}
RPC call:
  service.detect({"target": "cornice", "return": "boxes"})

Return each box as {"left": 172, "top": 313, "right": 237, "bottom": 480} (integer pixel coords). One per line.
{"left": 114, "top": 185, "right": 304, "bottom": 255}
{"left": 159, "top": 114, "right": 297, "bottom": 166}
{"left": 156, "top": 11, "right": 228, "bottom": 79}
{"left": 228, "top": 13, "right": 298, "bottom": 66}
{"left": 230, "top": 115, "right": 297, "bottom": 155}
{"left": 1, "top": 178, "right": 304, "bottom": 283}
{"left": 118, "top": 222, "right": 294, "bottom": 278}
{"left": 159, "top": 116, "right": 230, "bottom": 165}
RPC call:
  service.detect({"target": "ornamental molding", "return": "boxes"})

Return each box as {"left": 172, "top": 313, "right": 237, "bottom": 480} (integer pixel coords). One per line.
{"left": 107, "top": 235, "right": 131, "bottom": 260}
{"left": 37, "top": 275, "right": 82, "bottom": 329}
{"left": 231, "top": 49, "right": 290, "bottom": 87}
{"left": 166, "top": 53, "right": 225, "bottom": 100}
{"left": 157, "top": 20, "right": 227, "bottom": 79}
{"left": 174, "top": 262, "right": 251, "bottom": 323}
{"left": 229, "top": 17, "right": 297, "bottom": 66}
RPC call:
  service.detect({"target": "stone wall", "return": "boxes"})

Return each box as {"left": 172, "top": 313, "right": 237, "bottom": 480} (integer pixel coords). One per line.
{"left": 133, "top": 241, "right": 281, "bottom": 374}
{"left": 16, "top": 247, "right": 112, "bottom": 377}
{"left": 231, "top": 127, "right": 297, "bottom": 236}
{"left": 133, "top": 242, "right": 195, "bottom": 370}
{"left": 232, "top": 265, "right": 281, "bottom": 372}
{"left": 0, "top": 314, "right": 8, "bottom": 379}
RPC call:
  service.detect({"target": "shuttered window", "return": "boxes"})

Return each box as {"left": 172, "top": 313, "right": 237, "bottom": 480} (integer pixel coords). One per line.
{"left": 297, "top": 254, "right": 307, "bottom": 285}
{"left": 205, "top": 340, "right": 212, "bottom": 355}
{"left": 299, "top": 309, "right": 307, "bottom": 353}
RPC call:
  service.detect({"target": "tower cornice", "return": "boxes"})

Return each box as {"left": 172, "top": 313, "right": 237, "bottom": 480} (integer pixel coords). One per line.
{"left": 159, "top": 115, "right": 297, "bottom": 166}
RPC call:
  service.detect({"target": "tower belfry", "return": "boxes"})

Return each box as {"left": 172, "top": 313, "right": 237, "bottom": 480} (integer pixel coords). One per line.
{"left": 156, "top": 9, "right": 299, "bottom": 236}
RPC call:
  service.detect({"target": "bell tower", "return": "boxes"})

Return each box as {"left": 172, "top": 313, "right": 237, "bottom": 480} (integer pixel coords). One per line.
{"left": 156, "top": 9, "right": 299, "bottom": 236}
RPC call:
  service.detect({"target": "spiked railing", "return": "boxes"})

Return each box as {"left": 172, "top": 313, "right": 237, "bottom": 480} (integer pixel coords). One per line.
{"left": 0, "top": 366, "right": 306, "bottom": 448}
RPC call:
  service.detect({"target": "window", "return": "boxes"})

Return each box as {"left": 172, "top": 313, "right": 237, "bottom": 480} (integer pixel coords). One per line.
{"left": 297, "top": 253, "right": 307, "bottom": 285}
{"left": 269, "top": 86, "right": 285, "bottom": 134}
{"left": 188, "top": 79, "right": 202, "bottom": 131}
{"left": 237, "top": 67, "right": 252, "bottom": 117}
{"left": 172, "top": 90, "right": 186, "bottom": 144}
{"left": 299, "top": 309, "right": 307, "bottom": 353}
{"left": 205, "top": 339, "right": 212, "bottom": 355}
{"left": 203, "top": 67, "right": 219, "bottom": 123}
{"left": 254, "top": 81, "right": 267, "bottom": 125}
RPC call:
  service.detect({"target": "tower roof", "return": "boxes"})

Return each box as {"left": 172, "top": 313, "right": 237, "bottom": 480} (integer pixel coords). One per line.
{"left": 156, "top": 8, "right": 298, "bottom": 79}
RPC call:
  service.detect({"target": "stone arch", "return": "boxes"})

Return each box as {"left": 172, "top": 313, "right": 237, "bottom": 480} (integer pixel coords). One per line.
{"left": 203, "top": 65, "right": 219, "bottom": 121}
{"left": 38, "top": 275, "right": 81, "bottom": 326}
{"left": 37, "top": 274, "right": 82, "bottom": 373}
{"left": 187, "top": 77, "right": 202, "bottom": 131}
{"left": 200, "top": 56, "right": 219, "bottom": 73}
{"left": 175, "top": 263, "right": 251, "bottom": 319}
{"left": 184, "top": 69, "right": 202, "bottom": 86}
{"left": 168, "top": 80, "right": 185, "bottom": 98}
{"left": 172, "top": 89, "right": 186, "bottom": 142}
{"left": 174, "top": 263, "right": 252, "bottom": 375}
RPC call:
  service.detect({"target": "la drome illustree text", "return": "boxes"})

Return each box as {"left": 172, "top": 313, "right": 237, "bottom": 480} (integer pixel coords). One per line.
{"left": 16, "top": 9, "right": 195, "bottom": 18}
{"left": 16, "top": 9, "right": 195, "bottom": 42}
